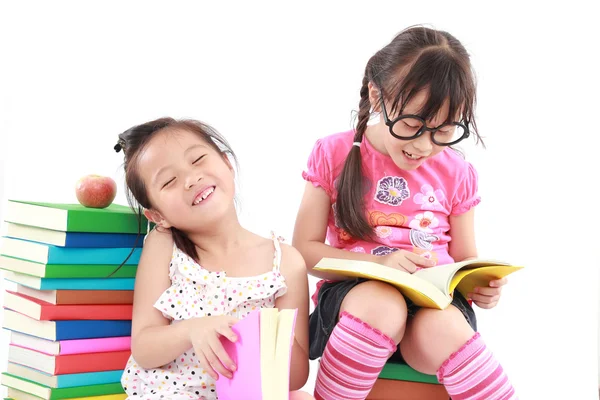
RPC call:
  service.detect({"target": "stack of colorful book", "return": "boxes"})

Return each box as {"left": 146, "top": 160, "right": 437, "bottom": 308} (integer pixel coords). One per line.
{"left": 0, "top": 200, "right": 147, "bottom": 400}
{"left": 367, "top": 362, "right": 449, "bottom": 400}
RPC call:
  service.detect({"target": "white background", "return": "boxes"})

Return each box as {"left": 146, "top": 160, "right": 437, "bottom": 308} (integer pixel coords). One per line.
{"left": 1, "top": 1, "right": 599, "bottom": 399}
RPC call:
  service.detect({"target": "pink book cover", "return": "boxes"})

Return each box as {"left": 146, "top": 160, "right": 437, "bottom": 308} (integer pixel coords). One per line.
{"left": 60, "top": 336, "right": 131, "bottom": 355}
{"left": 215, "top": 309, "right": 262, "bottom": 400}
{"left": 215, "top": 309, "right": 298, "bottom": 400}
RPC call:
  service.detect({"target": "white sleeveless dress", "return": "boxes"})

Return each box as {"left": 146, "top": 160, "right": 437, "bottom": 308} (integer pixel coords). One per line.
{"left": 121, "top": 234, "right": 287, "bottom": 399}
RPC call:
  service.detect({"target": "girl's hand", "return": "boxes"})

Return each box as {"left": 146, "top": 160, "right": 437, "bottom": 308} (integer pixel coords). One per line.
{"left": 188, "top": 315, "right": 239, "bottom": 380}
{"left": 468, "top": 277, "right": 508, "bottom": 309}
{"left": 377, "top": 250, "right": 436, "bottom": 273}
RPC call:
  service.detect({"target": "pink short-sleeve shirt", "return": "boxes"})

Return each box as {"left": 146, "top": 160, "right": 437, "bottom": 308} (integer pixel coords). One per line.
{"left": 303, "top": 130, "right": 480, "bottom": 278}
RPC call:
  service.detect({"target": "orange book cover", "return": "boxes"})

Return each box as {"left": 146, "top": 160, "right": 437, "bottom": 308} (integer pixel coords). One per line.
{"left": 16, "top": 285, "right": 134, "bottom": 305}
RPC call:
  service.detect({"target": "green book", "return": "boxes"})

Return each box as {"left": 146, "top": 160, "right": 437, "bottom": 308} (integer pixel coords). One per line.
{"left": 0, "top": 256, "right": 137, "bottom": 278}
{"left": 4, "top": 200, "right": 147, "bottom": 234}
{"left": 379, "top": 362, "right": 440, "bottom": 384}
{"left": 1, "top": 373, "right": 124, "bottom": 399}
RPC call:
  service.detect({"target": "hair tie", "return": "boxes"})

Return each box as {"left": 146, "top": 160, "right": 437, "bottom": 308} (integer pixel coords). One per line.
{"left": 114, "top": 139, "right": 126, "bottom": 153}
{"left": 353, "top": 142, "right": 361, "bottom": 147}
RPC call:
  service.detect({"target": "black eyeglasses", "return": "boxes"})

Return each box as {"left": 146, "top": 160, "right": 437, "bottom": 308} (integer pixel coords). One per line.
{"left": 379, "top": 96, "right": 470, "bottom": 146}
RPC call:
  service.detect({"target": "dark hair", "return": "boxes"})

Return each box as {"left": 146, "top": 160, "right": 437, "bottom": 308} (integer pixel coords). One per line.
{"left": 114, "top": 117, "right": 237, "bottom": 262}
{"left": 335, "top": 25, "right": 480, "bottom": 240}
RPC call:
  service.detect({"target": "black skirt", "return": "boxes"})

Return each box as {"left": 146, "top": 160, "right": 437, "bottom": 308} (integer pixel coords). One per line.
{"left": 308, "top": 278, "right": 477, "bottom": 364}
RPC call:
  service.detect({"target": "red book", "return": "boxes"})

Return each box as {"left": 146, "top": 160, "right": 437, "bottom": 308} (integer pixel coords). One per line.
{"left": 8, "top": 345, "right": 130, "bottom": 375}
{"left": 3, "top": 290, "right": 133, "bottom": 320}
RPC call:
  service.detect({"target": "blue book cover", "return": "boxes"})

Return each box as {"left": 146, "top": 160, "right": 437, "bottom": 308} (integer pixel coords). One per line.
{"left": 56, "top": 320, "right": 132, "bottom": 340}
{"left": 7, "top": 363, "right": 123, "bottom": 388}
{"left": 3, "top": 315, "right": 132, "bottom": 340}
{"left": 4, "top": 223, "right": 143, "bottom": 248}
{"left": 1, "top": 237, "right": 141, "bottom": 264}
{"left": 62, "top": 232, "right": 143, "bottom": 248}
{"left": 56, "top": 369, "right": 124, "bottom": 388}
{"left": 4, "top": 274, "right": 135, "bottom": 290}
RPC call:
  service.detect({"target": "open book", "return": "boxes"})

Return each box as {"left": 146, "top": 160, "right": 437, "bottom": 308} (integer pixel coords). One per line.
{"left": 216, "top": 307, "right": 297, "bottom": 400}
{"left": 313, "top": 258, "right": 524, "bottom": 310}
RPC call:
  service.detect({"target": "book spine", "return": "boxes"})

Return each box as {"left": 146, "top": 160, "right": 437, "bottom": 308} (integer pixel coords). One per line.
{"left": 55, "top": 290, "right": 134, "bottom": 305}
{"left": 48, "top": 247, "right": 142, "bottom": 265}
{"left": 50, "top": 381, "right": 125, "bottom": 398}
{"left": 60, "top": 336, "right": 131, "bottom": 355}
{"left": 44, "top": 265, "right": 137, "bottom": 279}
{"left": 67, "top": 208, "right": 147, "bottom": 234}
{"left": 64, "top": 232, "right": 143, "bottom": 248}
{"left": 41, "top": 305, "right": 133, "bottom": 321}
{"left": 56, "top": 370, "right": 124, "bottom": 388}
{"left": 54, "top": 352, "right": 130, "bottom": 375}
{"left": 55, "top": 320, "right": 132, "bottom": 340}
{"left": 37, "top": 278, "right": 135, "bottom": 290}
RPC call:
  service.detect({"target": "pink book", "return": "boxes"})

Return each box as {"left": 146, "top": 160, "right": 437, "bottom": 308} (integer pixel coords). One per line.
{"left": 60, "top": 336, "right": 131, "bottom": 355}
{"left": 10, "top": 331, "right": 131, "bottom": 355}
{"left": 216, "top": 308, "right": 298, "bottom": 400}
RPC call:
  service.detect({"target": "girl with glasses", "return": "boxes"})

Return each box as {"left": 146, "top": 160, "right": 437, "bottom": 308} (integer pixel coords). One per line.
{"left": 293, "top": 26, "right": 517, "bottom": 400}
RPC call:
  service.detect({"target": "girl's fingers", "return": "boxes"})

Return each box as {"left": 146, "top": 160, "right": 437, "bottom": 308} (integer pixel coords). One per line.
{"left": 473, "top": 286, "right": 502, "bottom": 296}
{"left": 469, "top": 292, "right": 500, "bottom": 305}
{"left": 216, "top": 325, "right": 238, "bottom": 343}
{"left": 195, "top": 349, "right": 219, "bottom": 381}
{"left": 209, "top": 335, "right": 237, "bottom": 373}
{"left": 399, "top": 259, "right": 418, "bottom": 273}
{"left": 489, "top": 277, "right": 508, "bottom": 287}
{"left": 474, "top": 300, "right": 498, "bottom": 309}
{"left": 201, "top": 342, "right": 232, "bottom": 379}
{"left": 404, "top": 252, "right": 436, "bottom": 267}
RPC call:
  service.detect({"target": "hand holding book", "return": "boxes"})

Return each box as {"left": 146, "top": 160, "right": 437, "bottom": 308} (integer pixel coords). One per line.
{"left": 377, "top": 249, "right": 437, "bottom": 273}
{"left": 467, "top": 276, "right": 507, "bottom": 309}
{"left": 187, "top": 315, "right": 239, "bottom": 380}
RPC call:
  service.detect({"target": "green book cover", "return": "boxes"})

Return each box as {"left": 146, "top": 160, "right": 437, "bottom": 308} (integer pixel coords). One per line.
{"left": 40, "top": 264, "right": 137, "bottom": 279}
{"left": 5, "top": 200, "right": 148, "bottom": 234}
{"left": 1, "top": 373, "right": 124, "bottom": 399}
{"left": 0, "top": 256, "right": 137, "bottom": 278}
{"left": 379, "top": 363, "right": 440, "bottom": 384}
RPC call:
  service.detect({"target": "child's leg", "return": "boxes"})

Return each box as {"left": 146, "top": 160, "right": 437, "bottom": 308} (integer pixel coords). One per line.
{"left": 314, "top": 281, "right": 407, "bottom": 400}
{"left": 400, "top": 306, "right": 517, "bottom": 399}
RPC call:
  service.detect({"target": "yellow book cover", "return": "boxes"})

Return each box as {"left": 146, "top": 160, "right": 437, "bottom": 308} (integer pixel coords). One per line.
{"left": 313, "top": 258, "right": 524, "bottom": 309}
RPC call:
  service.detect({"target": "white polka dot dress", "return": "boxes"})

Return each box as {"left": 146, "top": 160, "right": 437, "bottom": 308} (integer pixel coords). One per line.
{"left": 121, "top": 233, "right": 287, "bottom": 399}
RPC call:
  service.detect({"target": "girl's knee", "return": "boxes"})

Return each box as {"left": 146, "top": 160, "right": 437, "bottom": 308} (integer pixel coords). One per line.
{"left": 340, "top": 280, "right": 408, "bottom": 341}
{"left": 412, "top": 305, "right": 472, "bottom": 337}
{"left": 400, "top": 306, "right": 475, "bottom": 374}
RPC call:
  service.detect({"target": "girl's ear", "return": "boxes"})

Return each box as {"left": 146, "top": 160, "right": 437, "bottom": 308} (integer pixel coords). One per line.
{"left": 222, "top": 153, "right": 234, "bottom": 171}
{"left": 368, "top": 81, "right": 382, "bottom": 113}
{"left": 143, "top": 209, "right": 172, "bottom": 229}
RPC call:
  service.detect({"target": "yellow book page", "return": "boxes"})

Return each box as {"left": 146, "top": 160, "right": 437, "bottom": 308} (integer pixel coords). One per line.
{"left": 269, "top": 309, "right": 296, "bottom": 399}
{"left": 260, "top": 308, "right": 278, "bottom": 400}
{"left": 314, "top": 258, "right": 451, "bottom": 309}
{"left": 451, "top": 265, "right": 524, "bottom": 298}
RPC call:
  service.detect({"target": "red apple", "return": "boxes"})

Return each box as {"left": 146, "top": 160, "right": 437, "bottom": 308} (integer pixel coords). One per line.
{"left": 75, "top": 175, "right": 117, "bottom": 208}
